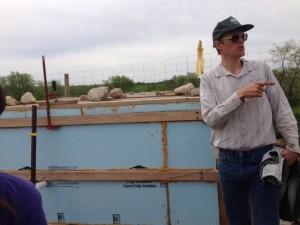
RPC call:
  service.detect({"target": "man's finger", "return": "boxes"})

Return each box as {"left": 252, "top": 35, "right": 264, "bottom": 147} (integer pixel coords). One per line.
{"left": 257, "top": 82, "right": 275, "bottom": 86}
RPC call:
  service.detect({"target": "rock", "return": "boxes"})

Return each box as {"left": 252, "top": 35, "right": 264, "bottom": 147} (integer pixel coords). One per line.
{"left": 174, "top": 83, "right": 195, "bottom": 95}
{"left": 21, "top": 92, "right": 37, "bottom": 104}
{"left": 191, "top": 87, "right": 200, "bottom": 96}
{"left": 110, "top": 88, "right": 123, "bottom": 99}
{"left": 79, "top": 95, "right": 89, "bottom": 101}
{"left": 87, "top": 86, "right": 109, "bottom": 102}
{"left": 6, "top": 96, "right": 18, "bottom": 106}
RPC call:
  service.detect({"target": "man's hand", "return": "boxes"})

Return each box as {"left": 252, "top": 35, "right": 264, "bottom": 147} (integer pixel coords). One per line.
{"left": 237, "top": 82, "right": 275, "bottom": 101}
{"left": 281, "top": 150, "right": 299, "bottom": 166}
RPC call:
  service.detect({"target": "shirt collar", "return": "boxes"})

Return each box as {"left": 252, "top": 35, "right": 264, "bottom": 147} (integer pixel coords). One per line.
{"left": 216, "top": 59, "right": 256, "bottom": 78}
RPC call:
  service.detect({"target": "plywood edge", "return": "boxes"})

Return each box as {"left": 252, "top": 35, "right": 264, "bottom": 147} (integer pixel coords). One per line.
{"left": 4, "top": 96, "right": 200, "bottom": 111}
{"left": 4, "top": 169, "right": 219, "bottom": 182}
{"left": 0, "top": 110, "right": 202, "bottom": 128}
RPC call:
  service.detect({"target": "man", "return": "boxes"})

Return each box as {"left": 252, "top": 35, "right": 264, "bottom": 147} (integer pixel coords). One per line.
{"left": 200, "top": 16, "right": 299, "bottom": 225}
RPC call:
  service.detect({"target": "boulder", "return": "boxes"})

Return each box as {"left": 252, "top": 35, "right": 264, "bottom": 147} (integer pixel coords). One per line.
{"left": 6, "top": 96, "right": 18, "bottom": 106}
{"left": 110, "top": 88, "right": 123, "bottom": 99}
{"left": 79, "top": 95, "right": 89, "bottom": 101}
{"left": 174, "top": 83, "right": 195, "bottom": 95}
{"left": 21, "top": 92, "right": 37, "bottom": 104}
{"left": 87, "top": 86, "right": 109, "bottom": 102}
{"left": 191, "top": 87, "right": 200, "bottom": 96}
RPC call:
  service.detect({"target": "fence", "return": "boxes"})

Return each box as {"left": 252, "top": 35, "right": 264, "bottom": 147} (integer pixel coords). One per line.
{"left": 43, "top": 41, "right": 293, "bottom": 86}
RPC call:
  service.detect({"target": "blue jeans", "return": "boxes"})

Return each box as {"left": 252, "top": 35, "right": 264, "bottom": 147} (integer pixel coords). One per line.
{"left": 218, "top": 145, "right": 280, "bottom": 225}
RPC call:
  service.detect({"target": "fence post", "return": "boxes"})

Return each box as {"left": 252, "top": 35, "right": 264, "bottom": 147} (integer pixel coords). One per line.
{"left": 64, "top": 73, "right": 70, "bottom": 97}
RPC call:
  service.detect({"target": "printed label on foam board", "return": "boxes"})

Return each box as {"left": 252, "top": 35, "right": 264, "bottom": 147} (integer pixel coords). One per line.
{"left": 123, "top": 181, "right": 161, "bottom": 188}
{"left": 47, "top": 181, "right": 79, "bottom": 188}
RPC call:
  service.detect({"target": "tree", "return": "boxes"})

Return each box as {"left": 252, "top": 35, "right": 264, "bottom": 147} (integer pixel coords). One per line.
{"left": 103, "top": 75, "right": 134, "bottom": 92}
{"left": 69, "top": 84, "right": 98, "bottom": 97}
{"left": 269, "top": 39, "right": 300, "bottom": 106}
{"left": 2, "top": 72, "right": 35, "bottom": 100}
{"left": 171, "top": 73, "right": 200, "bottom": 89}
{"left": 0, "top": 76, "right": 8, "bottom": 87}
{"left": 33, "top": 80, "right": 66, "bottom": 100}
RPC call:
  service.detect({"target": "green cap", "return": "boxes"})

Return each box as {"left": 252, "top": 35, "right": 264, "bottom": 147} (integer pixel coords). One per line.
{"left": 212, "top": 16, "right": 254, "bottom": 42}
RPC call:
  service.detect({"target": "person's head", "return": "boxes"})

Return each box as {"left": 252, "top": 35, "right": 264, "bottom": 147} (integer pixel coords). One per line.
{"left": 0, "top": 87, "right": 19, "bottom": 224}
{"left": 0, "top": 84, "right": 6, "bottom": 116}
{"left": 212, "top": 16, "right": 254, "bottom": 57}
{"left": 0, "top": 199, "right": 19, "bottom": 224}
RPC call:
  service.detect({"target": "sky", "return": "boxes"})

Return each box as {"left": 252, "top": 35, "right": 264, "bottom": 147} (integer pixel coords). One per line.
{"left": 0, "top": 0, "right": 299, "bottom": 84}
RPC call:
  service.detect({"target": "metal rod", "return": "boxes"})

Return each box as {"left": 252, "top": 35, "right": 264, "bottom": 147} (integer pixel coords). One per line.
{"left": 42, "top": 56, "right": 58, "bottom": 130}
{"left": 30, "top": 105, "right": 37, "bottom": 184}
{"left": 42, "top": 56, "right": 52, "bottom": 129}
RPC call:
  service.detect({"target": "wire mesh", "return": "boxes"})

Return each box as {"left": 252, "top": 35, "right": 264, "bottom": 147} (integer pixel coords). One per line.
{"left": 39, "top": 41, "right": 299, "bottom": 86}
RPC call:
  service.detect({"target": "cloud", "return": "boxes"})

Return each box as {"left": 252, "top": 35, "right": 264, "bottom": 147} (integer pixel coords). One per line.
{"left": 0, "top": 0, "right": 299, "bottom": 80}
{"left": 0, "top": 0, "right": 213, "bottom": 56}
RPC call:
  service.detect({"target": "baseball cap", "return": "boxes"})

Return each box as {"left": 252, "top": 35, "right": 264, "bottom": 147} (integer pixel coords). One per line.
{"left": 213, "top": 16, "right": 254, "bottom": 42}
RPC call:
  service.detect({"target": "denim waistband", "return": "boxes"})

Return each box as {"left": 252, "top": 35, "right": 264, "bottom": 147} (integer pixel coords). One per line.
{"left": 219, "top": 144, "right": 274, "bottom": 155}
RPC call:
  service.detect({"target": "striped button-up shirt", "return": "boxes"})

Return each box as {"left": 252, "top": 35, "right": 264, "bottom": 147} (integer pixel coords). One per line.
{"left": 200, "top": 59, "right": 300, "bottom": 153}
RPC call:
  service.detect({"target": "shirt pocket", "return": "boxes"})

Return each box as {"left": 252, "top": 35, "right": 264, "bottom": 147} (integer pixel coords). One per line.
{"left": 244, "top": 77, "right": 268, "bottom": 120}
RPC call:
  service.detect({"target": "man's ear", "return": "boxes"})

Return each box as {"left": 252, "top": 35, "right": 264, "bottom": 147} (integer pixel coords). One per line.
{"left": 214, "top": 41, "right": 222, "bottom": 55}
{"left": 214, "top": 40, "right": 221, "bottom": 49}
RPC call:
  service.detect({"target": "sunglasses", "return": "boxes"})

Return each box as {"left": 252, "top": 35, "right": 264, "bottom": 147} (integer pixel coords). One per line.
{"left": 222, "top": 33, "right": 248, "bottom": 43}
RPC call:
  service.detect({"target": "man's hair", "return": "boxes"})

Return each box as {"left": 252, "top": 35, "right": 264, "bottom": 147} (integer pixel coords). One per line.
{"left": 0, "top": 85, "right": 6, "bottom": 115}
{"left": 213, "top": 39, "right": 223, "bottom": 55}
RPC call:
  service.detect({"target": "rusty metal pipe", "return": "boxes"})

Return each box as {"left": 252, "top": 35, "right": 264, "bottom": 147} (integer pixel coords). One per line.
{"left": 42, "top": 56, "right": 52, "bottom": 129}
{"left": 42, "top": 56, "right": 58, "bottom": 130}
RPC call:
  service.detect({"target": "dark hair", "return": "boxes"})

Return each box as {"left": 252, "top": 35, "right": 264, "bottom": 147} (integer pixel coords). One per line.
{"left": 0, "top": 199, "right": 19, "bottom": 224}
{"left": 0, "top": 85, "right": 6, "bottom": 115}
